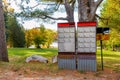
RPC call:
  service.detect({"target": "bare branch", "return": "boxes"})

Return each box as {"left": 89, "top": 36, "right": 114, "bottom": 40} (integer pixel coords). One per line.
{"left": 69, "top": 0, "right": 76, "bottom": 8}
{"left": 43, "top": 15, "right": 68, "bottom": 20}
{"left": 63, "top": 0, "right": 74, "bottom": 22}
{"left": 56, "top": 2, "right": 61, "bottom": 10}
{"left": 95, "top": 0, "right": 103, "bottom": 8}
{"left": 31, "top": 3, "right": 41, "bottom": 8}
{"left": 34, "top": 15, "right": 68, "bottom": 20}
{"left": 89, "top": 0, "right": 103, "bottom": 21}
{"left": 95, "top": 14, "right": 109, "bottom": 20}
{"left": 96, "top": 14, "right": 110, "bottom": 25}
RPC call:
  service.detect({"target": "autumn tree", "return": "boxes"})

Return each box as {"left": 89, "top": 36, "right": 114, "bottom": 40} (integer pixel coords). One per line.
{"left": 33, "top": 28, "right": 43, "bottom": 48}
{"left": 25, "top": 30, "right": 34, "bottom": 48}
{"left": 25, "top": 25, "right": 46, "bottom": 48}
{"left": 25, "top": 25, "right": 57, "bottom": 48}
{"left": 99, "top": 0, "right": 120, "bottom": 51}
{"left": 0, "top": 0, "right": 9, "bottom": 62}
{"left": 108, "top": 29, "right": 120, "bottom": 51}
{"left": 45, "top": 29, "right": 57, "bottom": 48}
{"left": 99, "top": 0, "right": 120, "bottom": 29}
{"left": 33, "top": 25, "right": 47, "bottom": 48}
{"left": 39, "top": 25, "right": 47, "bottom": 45}
{"left": 25, "top": 28, "right": 38, "bottom": 48}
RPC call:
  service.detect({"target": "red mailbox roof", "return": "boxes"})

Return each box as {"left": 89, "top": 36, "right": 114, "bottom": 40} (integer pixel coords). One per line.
{"left": 77, "top": 22, "right": 96, "bottom": 27}
{"left": 58, "top": 22, "right": 75, "bottom": 27}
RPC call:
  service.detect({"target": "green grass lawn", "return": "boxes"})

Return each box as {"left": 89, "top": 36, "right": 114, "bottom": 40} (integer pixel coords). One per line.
{"left": 0, "top": 48, "right": 120, "bottom": 73}
{"left": 97, "top": 49, "right": 120, "bottom": 72}
{"left": 8, "top": 48, "right": 58, "bottom": 57}
{"left": 0, "top": 48, "right": 58, "bottom": 73}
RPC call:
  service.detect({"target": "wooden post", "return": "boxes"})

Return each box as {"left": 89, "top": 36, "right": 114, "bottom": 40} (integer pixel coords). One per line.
{"left": 100, "top": 40, "right": 104, "bottom": 70}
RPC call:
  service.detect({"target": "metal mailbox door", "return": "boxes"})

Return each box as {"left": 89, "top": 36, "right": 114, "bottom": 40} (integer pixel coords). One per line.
{"left": 77, "top": 22, "right": 97, "bottom": 71}
{"left": 57, "top": 23, "right": 76, "bottom": 69}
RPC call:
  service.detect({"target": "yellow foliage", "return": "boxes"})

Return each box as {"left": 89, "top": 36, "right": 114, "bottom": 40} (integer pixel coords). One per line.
{"left": 7, "top": 7, "right": 14, "bottom": 13}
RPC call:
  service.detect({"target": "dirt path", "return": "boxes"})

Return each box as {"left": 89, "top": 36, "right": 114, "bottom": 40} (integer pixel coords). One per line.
{"left": 0, "top": 68, "right": 120, "bottom": 80}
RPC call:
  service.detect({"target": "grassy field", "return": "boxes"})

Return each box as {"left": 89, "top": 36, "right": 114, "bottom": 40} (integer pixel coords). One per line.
{"left": 97, "top": 49, "right": 120, "bottom": 72}
{"left": 0, "top": 48, "right": 58, "bottom": 73}
{"left": 8, "top": 48, "right": 58, "bottom": 57}
{"left": 0, "top": 48, "right": 120, "bottom": 73}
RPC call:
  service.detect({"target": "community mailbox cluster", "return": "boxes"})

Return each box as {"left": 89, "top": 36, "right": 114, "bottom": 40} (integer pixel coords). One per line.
{"left": 58, "top": 22, "right": 97, "bottom": 71}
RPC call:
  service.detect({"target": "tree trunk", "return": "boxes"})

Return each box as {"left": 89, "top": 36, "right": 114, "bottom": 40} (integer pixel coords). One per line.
{"left": 78, "top": 0, "right": 103, "bottom": 21}
{"left": 47, "top": 43, "right": 50, "bottom": 48}
{"left": 112, "top": 42, "right": 115, "bottom": 51}
{"left": 63, "top": 0, "right": 103, "bottom": 22}
{"left": 64, "top": 0, "right": 75, "bottom": 22}
{"left": 0, "top": 1, "right": 9, "bottom": 62}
